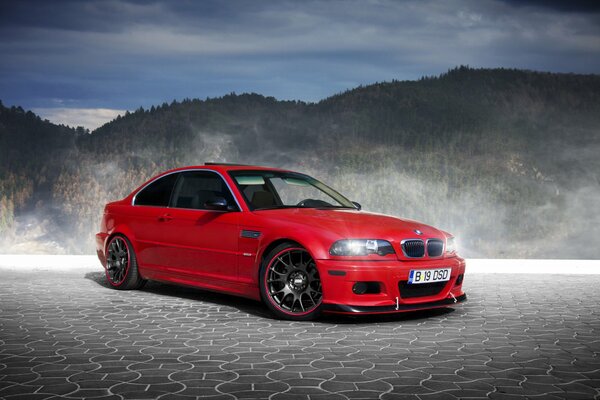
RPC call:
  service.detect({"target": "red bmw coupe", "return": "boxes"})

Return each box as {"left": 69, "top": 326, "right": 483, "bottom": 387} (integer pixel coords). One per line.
{"left": 96, "top": 163, "right": 466, "bottom": 320}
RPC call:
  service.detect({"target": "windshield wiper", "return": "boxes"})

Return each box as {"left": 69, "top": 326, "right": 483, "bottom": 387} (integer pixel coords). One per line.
{"left": 254, "top": 205, "right": 355, "bottom": 211}
{"left": 253, "top": 205, "right": 297, "bottom": 211}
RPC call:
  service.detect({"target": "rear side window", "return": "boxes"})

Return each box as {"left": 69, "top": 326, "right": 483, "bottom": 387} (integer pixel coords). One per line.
{"left": 134, "top": 173, "right": 178, "bottom": 207}
{"left": 171, "top": 171, "right": 238, "bottom": 210}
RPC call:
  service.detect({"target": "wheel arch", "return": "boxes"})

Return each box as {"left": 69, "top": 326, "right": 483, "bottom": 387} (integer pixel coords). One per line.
{"left": 107, "top": 224, "right": 136, "bottom": 246}
{"left": 256, "top": 237, "right": 309, "bottom": 281}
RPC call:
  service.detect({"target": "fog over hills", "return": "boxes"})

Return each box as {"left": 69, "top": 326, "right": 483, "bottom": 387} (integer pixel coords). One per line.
{"left": 1, "top": 67, "right": 599, "bottom": 258}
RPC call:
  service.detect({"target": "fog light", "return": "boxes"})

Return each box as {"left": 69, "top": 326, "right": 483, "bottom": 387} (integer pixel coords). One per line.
{"left": 353, "top": 282, "right": 367, "bottom": 294}
{"left": 352, "top": 282, "right": 381, "bottom": 295}
{"left": 455, "top": 274, "right": 464, "bottom": 286}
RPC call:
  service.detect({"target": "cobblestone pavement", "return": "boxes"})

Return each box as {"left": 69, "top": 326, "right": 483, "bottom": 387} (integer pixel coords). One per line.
{"left": 1, "top": 267, "right": 599, "bottom": 400}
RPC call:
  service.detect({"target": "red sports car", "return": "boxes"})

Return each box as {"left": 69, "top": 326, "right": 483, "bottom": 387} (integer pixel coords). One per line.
{"left": 96, "top": 164, "right": 466, "bottom": 320}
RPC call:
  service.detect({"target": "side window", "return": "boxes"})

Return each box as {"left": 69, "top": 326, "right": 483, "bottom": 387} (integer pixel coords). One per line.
{"left": 134, "top": 173, "right": 178, "bottom": 207}
{"left": 171, "top": 171, "right": 238, "bottom": 210}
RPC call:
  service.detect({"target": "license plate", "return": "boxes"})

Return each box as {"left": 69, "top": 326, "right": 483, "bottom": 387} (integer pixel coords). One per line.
{"left": 408, "top": 268, "right": 451, "bottom": 284}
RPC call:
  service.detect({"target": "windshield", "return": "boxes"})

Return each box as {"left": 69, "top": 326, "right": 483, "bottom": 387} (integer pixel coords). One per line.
{"left": 229, "top": 170, "right": 356, "bottom": 210}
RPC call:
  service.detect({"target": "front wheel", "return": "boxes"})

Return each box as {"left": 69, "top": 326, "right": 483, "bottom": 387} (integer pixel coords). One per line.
{"left": 259, "top": 243, "right": 323, "bottom": 320}
{"left": 105, "top": 235, "right": 145, "bottom": 290}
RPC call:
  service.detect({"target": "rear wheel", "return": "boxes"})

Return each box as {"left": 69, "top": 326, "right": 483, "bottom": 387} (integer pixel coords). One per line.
{"left": 260, "top": 243, "right": 323, "bottom": 320}
{"left": 105, "top": 235, "right": 145, "bottom": 290}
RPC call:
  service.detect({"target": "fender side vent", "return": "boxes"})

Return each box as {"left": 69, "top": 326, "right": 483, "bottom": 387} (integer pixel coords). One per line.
{"left": 240, "top": 230, "right": 261, "bottom": 239}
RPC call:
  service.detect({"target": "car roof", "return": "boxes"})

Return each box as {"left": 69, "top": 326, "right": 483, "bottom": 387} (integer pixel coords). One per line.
{"left": 160, "top": 163, "right": 293, "bottom": 175}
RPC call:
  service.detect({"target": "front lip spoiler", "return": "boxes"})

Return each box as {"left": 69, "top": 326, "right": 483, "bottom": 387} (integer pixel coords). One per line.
{"left": 323, "top": 293, "right": 467, "bottom": 314}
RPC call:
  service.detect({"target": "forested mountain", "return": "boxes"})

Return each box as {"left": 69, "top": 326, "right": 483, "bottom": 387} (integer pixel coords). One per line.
{"left": 1, "top": 67, "right": 599, "bottom": 257}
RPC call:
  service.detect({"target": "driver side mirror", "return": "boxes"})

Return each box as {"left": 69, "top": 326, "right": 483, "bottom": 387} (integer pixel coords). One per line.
{"left": 352, "top": 201, "right": 362, "bottom": 211}
{"left": 205, "top": 196, "right": 229, "bottom": 211}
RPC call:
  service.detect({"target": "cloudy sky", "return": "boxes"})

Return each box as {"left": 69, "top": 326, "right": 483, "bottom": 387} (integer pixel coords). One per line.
{"left": 1, "top": 0, "right": 599, "bottom": 129}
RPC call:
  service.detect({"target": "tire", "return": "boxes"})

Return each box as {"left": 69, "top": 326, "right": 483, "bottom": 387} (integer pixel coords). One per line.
{"left": 105, "top": 234, "right": 146, "bottom": 290}
{"left": 259, "top": 243, "right": 323, "bottom": 321}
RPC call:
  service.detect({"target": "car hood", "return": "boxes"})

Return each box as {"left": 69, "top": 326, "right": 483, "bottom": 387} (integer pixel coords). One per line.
{"left": 254, "top": 208, "right": 447, "bottom": 241}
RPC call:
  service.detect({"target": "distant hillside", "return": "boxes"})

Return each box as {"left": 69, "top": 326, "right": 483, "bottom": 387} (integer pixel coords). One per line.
{"left": 1, "top": 67, "right": 599, "bottom": 257}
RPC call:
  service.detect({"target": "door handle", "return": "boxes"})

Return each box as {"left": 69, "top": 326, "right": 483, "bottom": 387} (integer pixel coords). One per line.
{"left": 158, "top": 213, "right": 173, "bottom": 222}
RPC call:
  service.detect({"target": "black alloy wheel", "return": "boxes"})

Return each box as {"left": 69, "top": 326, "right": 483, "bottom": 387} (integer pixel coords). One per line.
{"left": 260, "top": 243, "right": 323, "bottom": 320}
{"left": 105, "top": 235, "right": 145, "bottom": 290}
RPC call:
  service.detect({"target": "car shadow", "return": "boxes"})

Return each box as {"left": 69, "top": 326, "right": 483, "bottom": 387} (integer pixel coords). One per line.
{"left": 85, "top": 271, "right": 456, "bottom": 324}
{"left": 84, "top": 270, "right": 272, "bottom": 318}
{"left": 322, "top": 307, "right": 455, "bottom": 325}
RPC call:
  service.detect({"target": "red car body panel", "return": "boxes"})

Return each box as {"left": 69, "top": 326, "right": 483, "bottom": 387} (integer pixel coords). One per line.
{"left": 96, "top": 165, "right": 466, "bottom": 314}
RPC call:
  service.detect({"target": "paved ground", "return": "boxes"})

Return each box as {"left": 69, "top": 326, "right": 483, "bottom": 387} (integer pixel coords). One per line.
{"left": 0, "top": 266, "right": 599, "bottom": 400}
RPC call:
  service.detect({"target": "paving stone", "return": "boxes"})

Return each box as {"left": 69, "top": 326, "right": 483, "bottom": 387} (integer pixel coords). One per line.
{"left": 36, "top": 382, "right": 79, "bottom": 395}
{"left": 1, "top": 270, "right": 600, "bottom": 399}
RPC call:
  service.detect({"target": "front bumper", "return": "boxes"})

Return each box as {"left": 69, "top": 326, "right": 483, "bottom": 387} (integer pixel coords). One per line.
{"left": 323, "top": 293, "right": 466, "bottom": 314}
{"left": 318, "top": 256, "right": 466, "bottom": 314}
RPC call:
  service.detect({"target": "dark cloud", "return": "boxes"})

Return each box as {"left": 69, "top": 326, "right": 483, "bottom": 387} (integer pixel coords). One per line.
{"left": 1, "top": 0, "right": 599, "bottom": 125}
{"left": 500, "top": 0, "right": 600, "bottom": 13}
{"left": 0, "top": 0, "right": 274, "bottom": 32}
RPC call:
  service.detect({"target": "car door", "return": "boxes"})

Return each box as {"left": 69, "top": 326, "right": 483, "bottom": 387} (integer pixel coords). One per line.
{"left": 128, "top": 172, "right": 179, "bottom": 271}
{"left": 160, "top": 170, "right": 240, "bottom": 285}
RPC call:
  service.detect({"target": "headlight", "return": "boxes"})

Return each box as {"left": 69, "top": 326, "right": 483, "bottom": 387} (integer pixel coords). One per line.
{"left": 329, "top": 239, "right": 395, "bottom": 256}
{"left": 446, "top": 236, "right": 456, "bottom": 254}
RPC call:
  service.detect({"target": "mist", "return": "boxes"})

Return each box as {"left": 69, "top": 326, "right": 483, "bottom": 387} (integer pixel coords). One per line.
{"left": 5, "top": 133, "right": 597, "bottom": 259}
{"left": 1, "top": 68, "right": 599, "bottom": 259}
